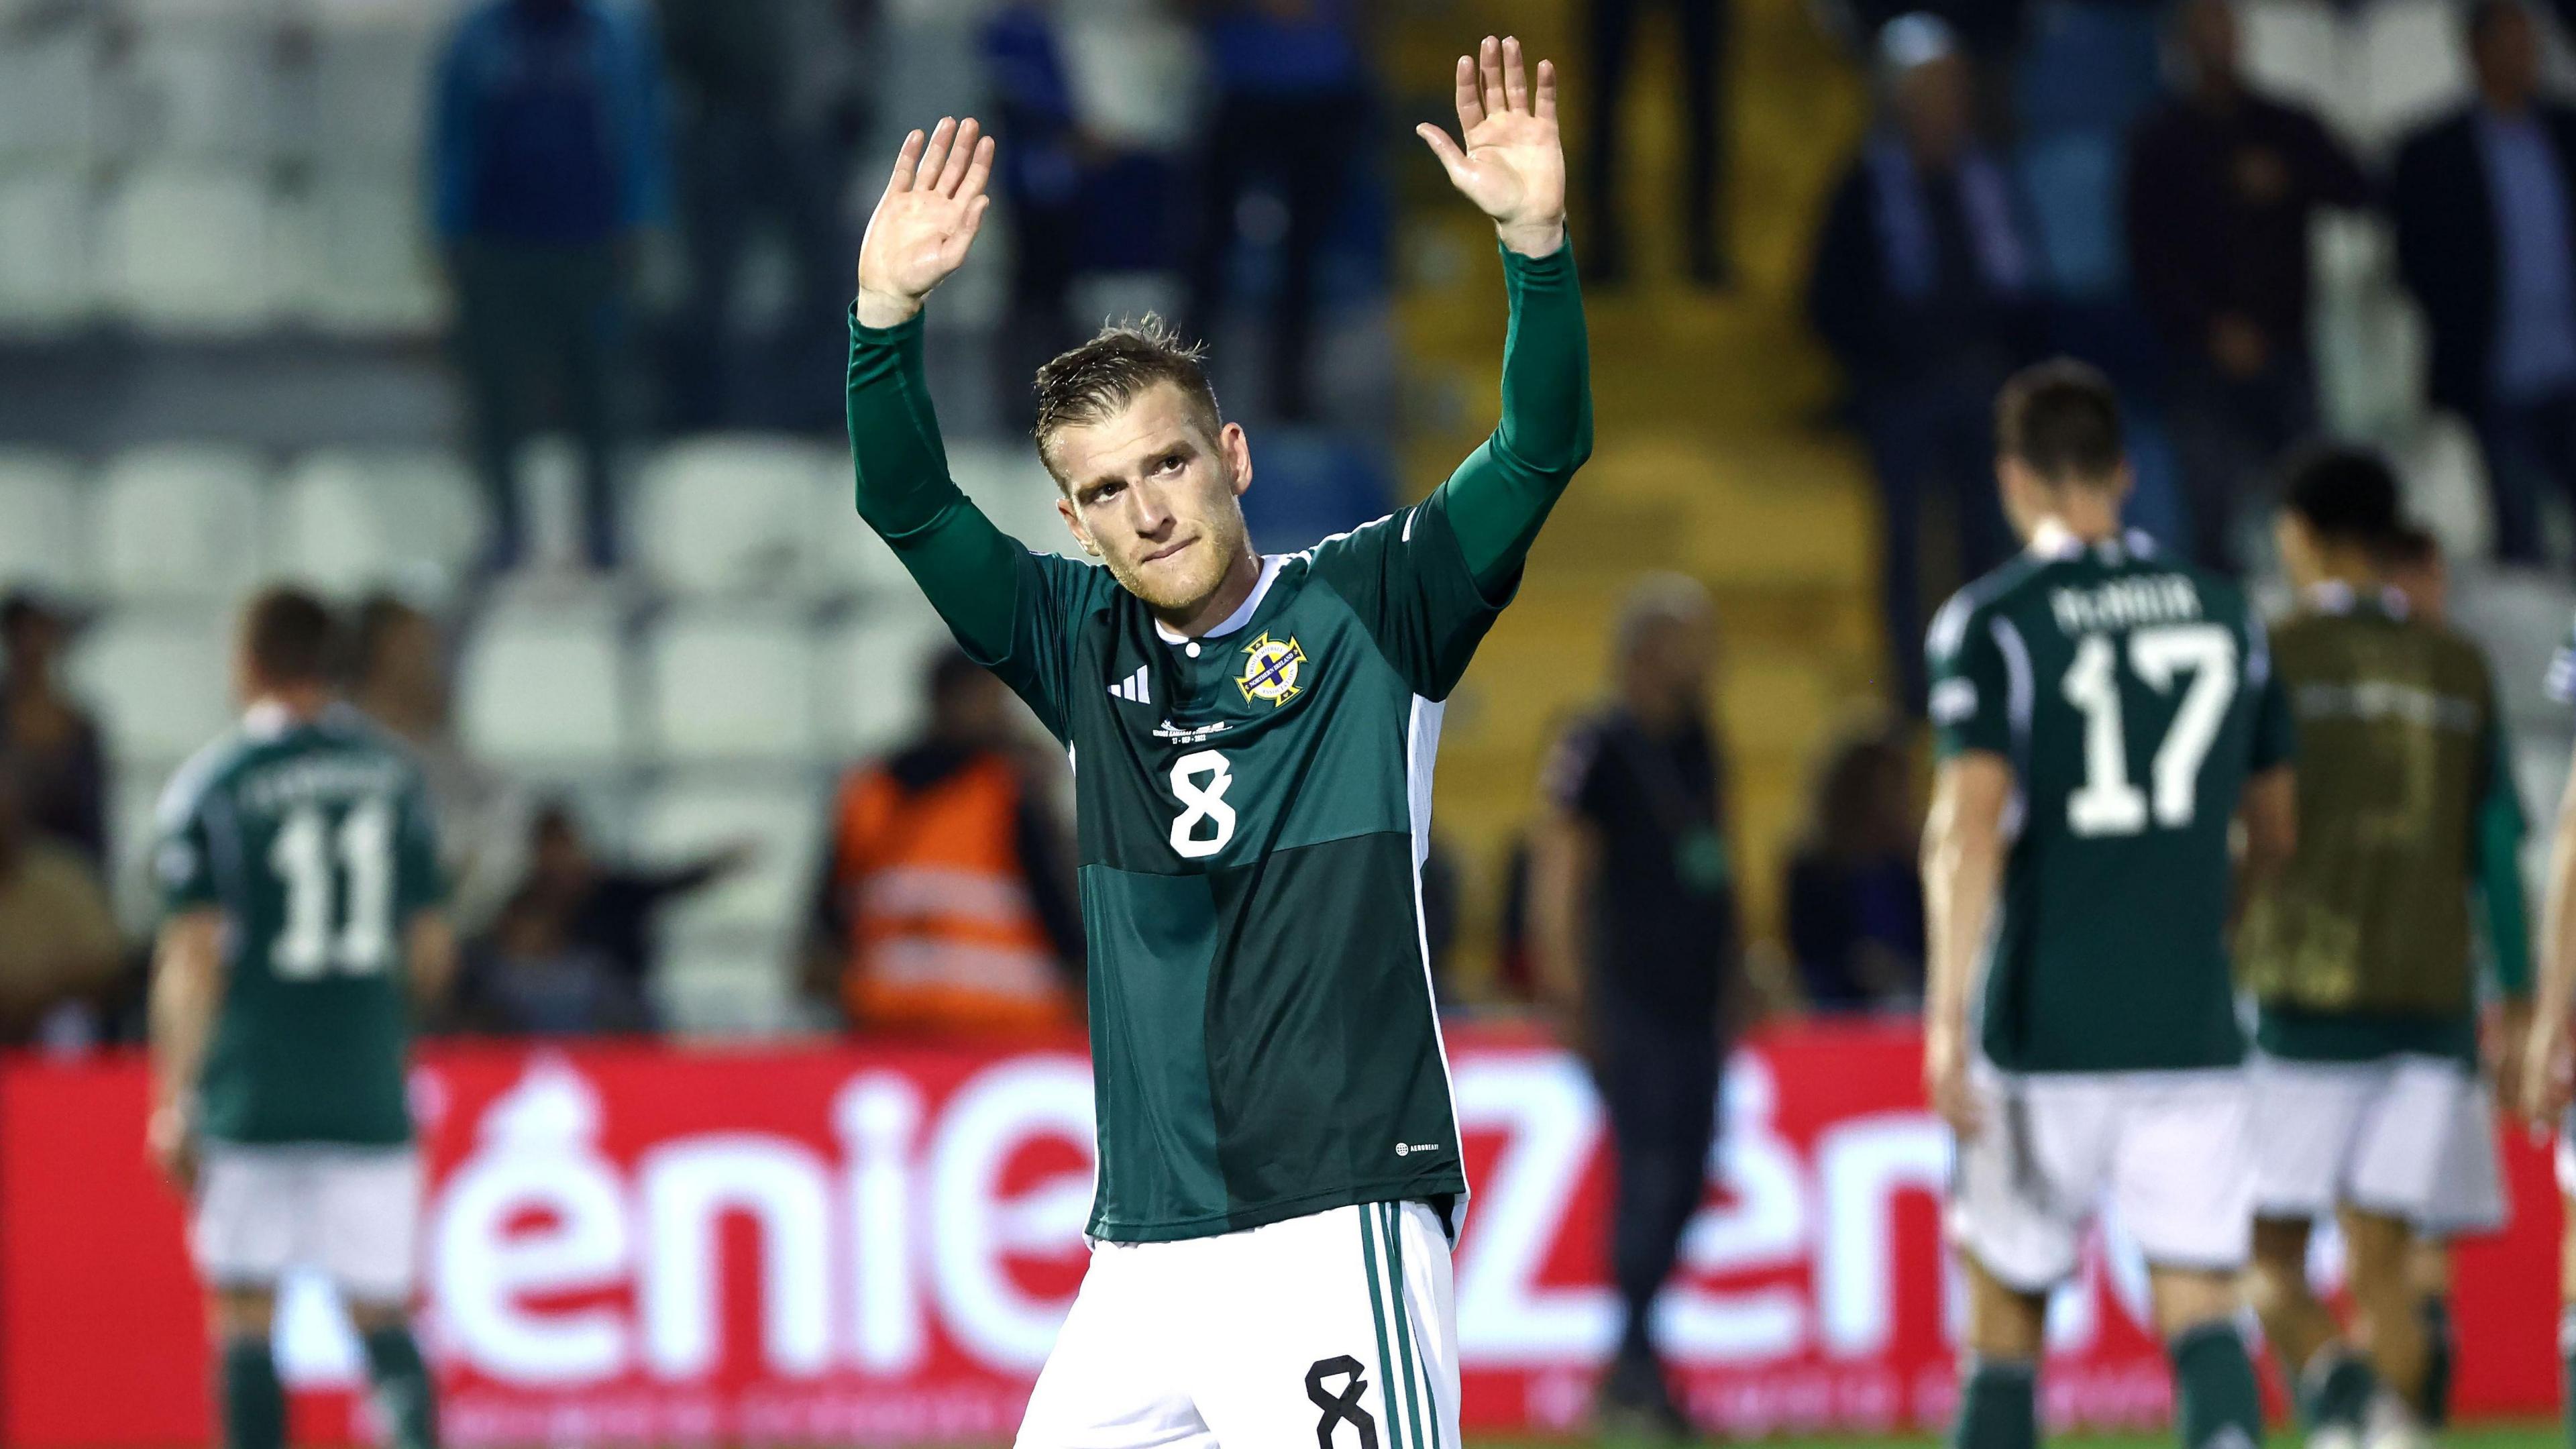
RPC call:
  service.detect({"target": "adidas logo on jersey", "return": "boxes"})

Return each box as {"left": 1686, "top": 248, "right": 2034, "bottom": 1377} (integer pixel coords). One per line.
{"left": 1108, "top": 665, "right": 1150, "bottom": 704}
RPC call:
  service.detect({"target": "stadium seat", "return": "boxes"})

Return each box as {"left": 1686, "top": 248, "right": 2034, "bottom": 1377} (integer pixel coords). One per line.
{"left": 119, "top": 17, "right": 276, "bottom": 161}
{"left": 2357, "top": 0, "right": 2470, "bottom": 152}
{"left": 96, "top": 444, "right": 270, "bottom": 602}
{"left": 949, "top": 440, "right": 1074, "bottom": 552}
{"left": 2018, "top": 132, "right": 2127, "bottom": 299}
{"left": 2240, "top": 0, "right": 2345, "bottom": 122}
{"left": 0, "top": 450, "right": 89, "bottom": 595}
{"left": 2394, "top": 411, "right": 2489, "bottom": 560}
{"left": 644, "top": 608, "right": 819, "bottom": 765}
{"left": 633, "top": 775, "right": 823, "bottom": 940}
{"left": 309, "top": 14, "right": 439, "bottom": 167}
{"left": 812, "top": 600, "right": 955, "bottom": 758}
{"left": 70, "top": 610, "right": 234, "bottom": 765}
{"left": 288, "top": 172, "right": 441, "bottom": 333}
{"left": 273, "top": 449, "right": 485, "bottom": 594}
{"left": 105, "top": 762, "right": 174, "bottom": 932}
{"left": 811, "top": 476, "right": 928, "bottom": 598}
{"left": 458, "top": 605, "right": 630, "bottom": 771}
{"left": 2450, "top": 565, "right": 2574, "bottom": 733}
{"left": 0, "top": 169, "right": 95, "bottom": 332}
{"left": 101, "top": 167, "right": 280, "bottom": 333}
{"left": 635, "top": 437, "right": 831, "bottom": 596}
{"left": 0, "top": 18, "right": 98, "bottom": 163}
{"left": 655, "top": 929, "right": 802, "bottom": 1036}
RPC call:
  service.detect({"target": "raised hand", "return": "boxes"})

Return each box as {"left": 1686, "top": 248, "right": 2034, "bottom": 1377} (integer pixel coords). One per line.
{"left": 1415, "top": 36, "right": 1568, "bottom": 258}
{"left": 855, "top": 117, "right": 996, "bottom": 327}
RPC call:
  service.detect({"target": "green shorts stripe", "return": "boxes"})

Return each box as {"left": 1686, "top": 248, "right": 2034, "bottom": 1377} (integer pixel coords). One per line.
{"left": 1380, "top": 1203, "right": 1432, "bottom": 1449}
{"left": 1358, "top": 1203, "right": 1407, "bottom": 1449}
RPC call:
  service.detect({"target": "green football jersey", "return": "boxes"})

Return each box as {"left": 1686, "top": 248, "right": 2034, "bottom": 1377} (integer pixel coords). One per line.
{"left": 1927, "top": 527, "right": 2294, "bottom": 1073}
{"left": 157, "top": 704, "right": 445, "bottom": 1146}
{"left": 982, "top": 497, "right": 1496, "bottom": 1241}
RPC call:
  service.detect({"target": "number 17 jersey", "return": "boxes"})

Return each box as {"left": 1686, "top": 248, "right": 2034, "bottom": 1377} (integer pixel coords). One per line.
{"left": 1927, "top": 528, "right": 2293, "bottom": 1075}
{"left": 975, "top": 490, "right": 1501, "bottom": 1244}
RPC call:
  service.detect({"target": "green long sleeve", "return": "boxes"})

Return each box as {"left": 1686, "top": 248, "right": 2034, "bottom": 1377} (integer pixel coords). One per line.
{"left": 1440, "top": 242, "right": 1595, "bottom": 593}
{"left": 845, "top": 307, "right": 1024, "bottom": 661}
{"left": 2474, "top": 732, "right": 2534, "bottom": 997}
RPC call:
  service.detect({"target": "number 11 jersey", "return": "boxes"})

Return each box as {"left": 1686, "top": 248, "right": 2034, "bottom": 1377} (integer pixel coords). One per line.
{"left": 157, "top": 703, "right": 444, "bottom": 1148}
{"left": 985, "top": 491, "right": 1501, "bottom": 1244}
{"left": 1927, "top": 527, "right": 2293, "bottom": 1075}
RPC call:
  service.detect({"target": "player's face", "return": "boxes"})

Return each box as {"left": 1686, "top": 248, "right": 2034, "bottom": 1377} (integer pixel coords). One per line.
{"left": 1053, "top": 382, "right": 1254, "bottom": 614}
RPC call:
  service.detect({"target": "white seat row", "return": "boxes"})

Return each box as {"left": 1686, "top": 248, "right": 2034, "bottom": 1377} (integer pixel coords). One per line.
{"left": 0, "top": 168, "right": 442, "bottom": 336}
{"left": 0, "top": 437, "right": 1075, "bottom": 603}
{"left": 457, "top": 598, "right": 964, "bottom": 772}
{"left": 76, "top": 596, "right": 969, "bottom": 772}
{"left": 0, "top": 444, "right": 486, "bottom": 600}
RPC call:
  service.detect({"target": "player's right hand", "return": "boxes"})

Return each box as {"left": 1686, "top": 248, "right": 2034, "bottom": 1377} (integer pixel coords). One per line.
{"left": 1923, "top": 1019, "right": 1982, "bottom": 1140}
{"left": 855, "top": 117, "right": 996, "bottom": 329}
{"left": 2521, "top": 1012, "right": 2574, "bottom": 1128}
{"left": 146, "top": 1102, "right": 199, "bottom": 1195}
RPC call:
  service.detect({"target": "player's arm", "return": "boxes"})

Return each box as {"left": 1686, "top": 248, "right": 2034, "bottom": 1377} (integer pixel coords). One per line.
{"left": 405, "top": 912, "right": 460, "bottom": 1015}
{"left": 1413, "top": 36, "right": 1593, "bottom": 594}
{"left": 2524, "top": 732, "right": 2576, "bottom": 1125}
{"left": 146, "top": 910, "right": 223, "bottom": 1192}
{"left": 1922, "top": 751, "right": 2009, "bottom": 1138}
{"left": 2470, "top": 708, "right": 2536, "bottom": 1107}
{"left": 2233, "top": 766, "right": 2297, "bottom": 921}
{"left": 845, "top": 117, "right": 1027, "bottom": 663}
{"left": 1526, "top": 802, "right": 1601, "bottom": 1061}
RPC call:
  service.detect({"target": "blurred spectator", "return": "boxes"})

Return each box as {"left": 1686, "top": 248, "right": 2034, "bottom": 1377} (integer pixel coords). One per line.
{"left": 431, "top": 0, "right": 673, "bottom": 574}
{"left": 2126, "top": 0, "right": 2372, "bottom": 572}
{"left": 0, "top": 755, "right": 122, "bottom": 1049}
{"left": 2393, "top": 0, "right": 2576, "bottom": 568}
{"left": 454, "top": 889, "right": 653, "bottom": 1035}
{"left": 1783, "top": 729, "right": 1925, "bottom": 1010}
{"left": 455, "top": 801, "right": 750, "bottom": 1030}
{"left": 0, "top": 593, "right": 106, "bottom": 873}
{"left": 804, "top": 651, "right": 1081, "bottom": 1038}
{"left": 1183, "top": 0, "right": 1372, "bottom": 422}
{"left": 349, "top": 596, "right": 527, "bottom": 936}
{"left": 984, "top": 1, "right": 1096, "bottom": 428}
{"left": 1528, "top": 576, "right": 1739, "bottom": 1437}
{"left": 2384, "top": 522, "right": 2449, "bottom": 619}
{"left": 1807, "top": 14, "right": 2037, "bottom": 710}
{"left": 1582, "top": 0, "right": 1731, "bottom": 287}
{"left": 658, "top": 0, "right": 871, "bottom": 431}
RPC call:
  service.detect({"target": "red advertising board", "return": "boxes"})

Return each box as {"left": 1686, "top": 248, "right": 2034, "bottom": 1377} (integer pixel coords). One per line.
{"left": 1, "top": 1022, "right": 2559, "bottom": 1446}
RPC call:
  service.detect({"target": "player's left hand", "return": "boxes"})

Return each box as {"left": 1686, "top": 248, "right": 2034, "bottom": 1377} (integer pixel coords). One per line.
{"left": 147, "top": 1102, "right": 199, "bottom": 1195}
{"left": 1416, "top": 36, "right": 1567, "bottom": 258}
{"left": 2523, "top": 1011, "right": 2574, "bottom": 1128}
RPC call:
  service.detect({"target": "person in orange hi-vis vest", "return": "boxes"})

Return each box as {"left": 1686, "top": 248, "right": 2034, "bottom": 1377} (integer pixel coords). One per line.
{"left": 806, "top": 649, "right": 1083, "bottom": 1038}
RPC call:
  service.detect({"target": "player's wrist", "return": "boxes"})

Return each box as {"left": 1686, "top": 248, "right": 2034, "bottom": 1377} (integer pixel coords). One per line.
{"left": 1496, "top": 219, "right": 1567, "bottom": 259}
{"left": 853, "top": 286, "right": 926, "bottom": 330}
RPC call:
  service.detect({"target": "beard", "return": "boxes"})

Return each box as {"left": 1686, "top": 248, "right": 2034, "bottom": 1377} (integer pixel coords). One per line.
{"left": 1104, "top": 511, "right": 1250, "bottom": 616}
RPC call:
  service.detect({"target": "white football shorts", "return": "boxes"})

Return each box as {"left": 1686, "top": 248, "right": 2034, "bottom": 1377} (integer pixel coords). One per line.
{"left": 1017, "top": 1200, "right": 1456, "bottom": 1449}
{"left": 1948, "top": 1066, "right": 2254, "bottom": 1292}
{"left": 192, "top": 1142, "right": 423, "bottom": 1303}
{"left": 2249, "top": 1053, "right": 2506, "bottom": 1236}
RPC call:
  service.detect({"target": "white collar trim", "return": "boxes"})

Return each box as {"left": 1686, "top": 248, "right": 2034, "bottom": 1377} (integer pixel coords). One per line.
{"left": 1155, "top": 555, "right": 1282, "bottom": 644}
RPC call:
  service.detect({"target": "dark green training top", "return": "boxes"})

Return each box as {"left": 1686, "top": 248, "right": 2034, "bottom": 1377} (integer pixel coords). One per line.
{"left": 2237, "top": 585, "right": 2530, "bottom": 1065}
{"left": 157, "top": 704, "right": 446, "bottom": 1146}
{"left": 1928, "top": 527, "right": 2294, "bottom": 1075}
{"left": 845, "top": 244, "right": 1591, "bottom": 1242}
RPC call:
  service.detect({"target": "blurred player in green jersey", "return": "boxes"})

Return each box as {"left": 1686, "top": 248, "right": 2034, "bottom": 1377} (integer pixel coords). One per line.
{"left": 1923, "top": 362, "right": 2295, "bottom": 1449}
{"left": 148, "top": 589, "right": 454, "bottom": 1449}
{"left": 2237, "top": 450, "right": 2529, "bottom": 1449}
{"left": 845, "top": 34, "right": 1589, "bottom": 1449}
